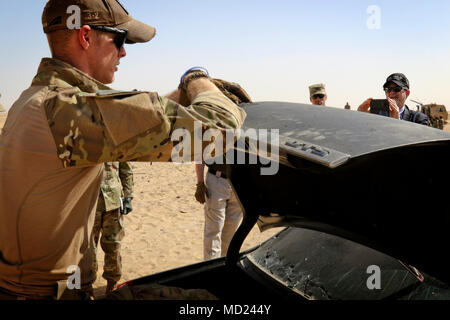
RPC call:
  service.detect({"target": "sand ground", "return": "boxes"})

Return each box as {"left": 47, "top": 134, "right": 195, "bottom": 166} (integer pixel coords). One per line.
{"left": 1, "top": 111, "right": 448, "bottom": 299}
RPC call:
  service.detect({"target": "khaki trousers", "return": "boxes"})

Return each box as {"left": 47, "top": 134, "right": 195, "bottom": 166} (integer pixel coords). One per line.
{"left": 203, "top": 172, "right": 243, "bottom": 260}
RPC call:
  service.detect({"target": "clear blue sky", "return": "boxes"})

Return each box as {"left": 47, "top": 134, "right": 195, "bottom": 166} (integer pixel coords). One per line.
{"left": 0, "top": 0, "right": 449, "bottom": 110}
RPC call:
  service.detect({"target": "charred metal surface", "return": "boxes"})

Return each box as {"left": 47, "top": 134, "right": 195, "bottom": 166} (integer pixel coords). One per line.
{"left": 247, "top": 228, "right": 450, "bottom": 300}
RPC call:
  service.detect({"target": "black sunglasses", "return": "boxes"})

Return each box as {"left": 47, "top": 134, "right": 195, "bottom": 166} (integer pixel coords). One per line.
{"left": 89, "top": 25, "right": 128, "bottom": 50}
{"left": 383, "top": 86, "right": 404, "bottom": 93}
{"left": 312, "top": 94, "right": 325, "bottom": 99}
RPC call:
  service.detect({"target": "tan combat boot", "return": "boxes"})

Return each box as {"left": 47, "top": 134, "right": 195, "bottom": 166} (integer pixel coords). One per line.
{"left": 105, "top": 280, "right": 117, "bottom": 295}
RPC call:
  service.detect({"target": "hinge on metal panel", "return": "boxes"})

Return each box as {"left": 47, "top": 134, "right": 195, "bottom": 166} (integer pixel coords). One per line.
{"left": 281, "top": 137, "right": 351, "bottom": 169}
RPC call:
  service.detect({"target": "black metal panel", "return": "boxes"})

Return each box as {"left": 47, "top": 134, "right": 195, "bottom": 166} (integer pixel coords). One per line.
{"left": 228, "top": 142, "right": 450, "bottom": 284}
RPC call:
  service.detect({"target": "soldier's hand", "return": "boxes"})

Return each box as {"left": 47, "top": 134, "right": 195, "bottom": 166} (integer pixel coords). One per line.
{"left": 357, "top": 98, "right": 372, "bottom": 113}
{"left": 212, "top": 79, "right": 252, "bottom": 105}
{"left": 195, "top": 182, "right": 209, "bottom": 204}
{"left": 121, "top": 197, "right": 133, "bottom": 215}
{"left": 178, "top": 67, "right": 252, "bottom": 105}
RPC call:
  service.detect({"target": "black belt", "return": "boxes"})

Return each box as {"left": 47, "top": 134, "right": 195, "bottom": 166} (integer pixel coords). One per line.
{"left": 208, "top": 168, "right": 227, "bottom": 179}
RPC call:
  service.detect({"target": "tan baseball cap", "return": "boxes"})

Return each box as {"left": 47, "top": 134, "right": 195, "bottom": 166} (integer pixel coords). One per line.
{"left": 309, "top": 83, "right": 327, "bottom": 98}
{"left": 42, "top": 0, "right": 156, "bottom": 44}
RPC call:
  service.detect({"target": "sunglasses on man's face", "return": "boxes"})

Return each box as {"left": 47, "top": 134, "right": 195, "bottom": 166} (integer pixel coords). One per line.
{"left": 313, "top": 94, "right": 325, "bottom": 99}
{"left": 89, "top": 25, "right": 128, "bottom": 50}
{"left": 383, "top": 86, "right": 404, "bottom": 93}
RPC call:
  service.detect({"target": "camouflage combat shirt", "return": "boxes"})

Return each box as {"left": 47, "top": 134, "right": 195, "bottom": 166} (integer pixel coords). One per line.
{"left": 0, "top": 58, "right": 246, "bottom": 297}
{"left": 98, "top": 162, "right": 134, "bottom": 212}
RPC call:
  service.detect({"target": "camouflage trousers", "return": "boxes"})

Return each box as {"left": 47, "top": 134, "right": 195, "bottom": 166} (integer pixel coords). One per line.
{"left": 92, "top": 208, "right": 125, "bottom": 282}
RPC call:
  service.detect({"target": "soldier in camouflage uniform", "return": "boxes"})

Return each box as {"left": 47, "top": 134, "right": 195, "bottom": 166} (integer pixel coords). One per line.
{"left": 92, "top": 162, "right": 133, "bottom": 295}
{"left": 0, "top": 0, "right": 246, "bottom": 300}
{"left": 309, "top": 84, "right": 327, "bottom": 106}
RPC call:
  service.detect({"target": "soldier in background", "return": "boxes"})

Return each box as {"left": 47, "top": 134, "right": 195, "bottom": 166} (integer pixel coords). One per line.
{"left": 344, "top": 102, "right": 351, "bottom": 110}
{"left": 92, "top": 162, "right": 134, "bottom": 296}
{"left": 309, "top": 84, "right": 327, "bottom": 106}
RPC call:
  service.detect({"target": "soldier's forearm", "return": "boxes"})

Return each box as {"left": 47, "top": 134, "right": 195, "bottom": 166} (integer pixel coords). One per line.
{"left": 195, "top": 163, "right": 206, "bottom": 183}
{"left": 185, "top": 78, "right": 221, "bottom": 104}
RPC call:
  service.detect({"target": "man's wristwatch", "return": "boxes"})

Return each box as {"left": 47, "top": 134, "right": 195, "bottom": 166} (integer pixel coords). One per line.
{"left": 179, "top": 67, "right": 211, "bottom": 90}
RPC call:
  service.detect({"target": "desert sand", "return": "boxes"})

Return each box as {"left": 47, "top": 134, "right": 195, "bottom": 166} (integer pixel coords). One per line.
{"left": 0, "top": 112, "right": 283, "bottom": 298}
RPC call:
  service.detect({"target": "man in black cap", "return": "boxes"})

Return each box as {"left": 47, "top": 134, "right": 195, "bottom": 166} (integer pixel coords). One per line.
{"left": 357, "top": 73, "right": 428, "bottom": 125}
